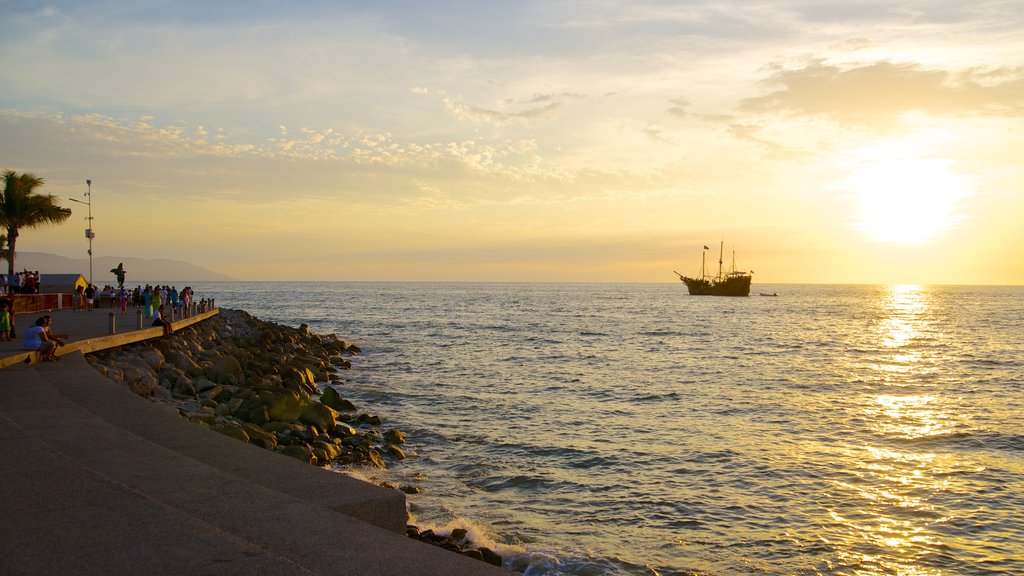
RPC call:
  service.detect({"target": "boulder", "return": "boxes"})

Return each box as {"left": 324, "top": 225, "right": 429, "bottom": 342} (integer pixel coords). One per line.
{"left": 127, "top": 372, "right": 158, "bottom": 397}
{"left": 193, "top": 377, "right": 219, "bottom": 393}
{"left": 479, "top": 547, "right": 503, "bottom": 567}
{"left": 242, "top": 424, "right": 278, "bottom": 450}
{"left": 300, "top": 402, "right": 338, "bottom": 432}
{"left": 212, "top": 425, "right": 249, "bottom": 443}
{"left": 384, "top": 428, "right": 406, "bottom": 445}
{"left": 320, "top": 386, "right": 357, "bottom": 413}
{"left": 266, "top": 393, "right": 305, "bottom": 423}
{"left": 206, "top": 355, "right": 243, "bottom": 385}
{"left": 281, "top": 366, "right": 318, "bottom": 394}
{"left": 278, "top": 444, "right": 314, "bottom": 464}
{"left": 332, "top": 422, "right": 357, "bottom": 437}
{"left": 139, "top": 348, "right": 165, "bottom": 371}
{"left": 165, "top": 349, "right": 203, "bottom": 377}
{"left": 312, "top": 440, "right": 340, "bottom": 461}
{"left": 367, "top": 447, "right": 385, "bottom": 468}
{"left": 358, "top": 413, "right": 383, "bottom": 426}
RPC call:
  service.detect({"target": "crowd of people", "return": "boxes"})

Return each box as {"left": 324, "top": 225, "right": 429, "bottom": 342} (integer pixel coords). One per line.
{"left": 1, "top": 270, "right": 43, "bottom": 295}
{"left": 12, "top": 283, "right": 209, "bottom": 359}
{"left": 72, "top": 284, "right": 197, "bottom": 317}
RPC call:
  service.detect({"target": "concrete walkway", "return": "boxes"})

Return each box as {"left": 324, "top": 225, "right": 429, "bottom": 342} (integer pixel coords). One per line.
{"left": 0, "top": 308, "right": 510, "bottom": 575}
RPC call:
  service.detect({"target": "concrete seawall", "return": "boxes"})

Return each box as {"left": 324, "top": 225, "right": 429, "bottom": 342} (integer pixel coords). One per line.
{"left": 0, "top": 308, "right": 510, "bottom": 575}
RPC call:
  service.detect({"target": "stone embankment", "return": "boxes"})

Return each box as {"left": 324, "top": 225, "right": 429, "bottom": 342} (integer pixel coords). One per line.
{"left": 86, "top": 308, "right": 504, "bottom": 568}
{"left": 87, "top": 308, "right": 399, "bottom": 469}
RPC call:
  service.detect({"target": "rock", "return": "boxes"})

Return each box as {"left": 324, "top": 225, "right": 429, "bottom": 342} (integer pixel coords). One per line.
{"left": 328, "top": 355, "right": 352, "bottom": 369}
{"left": 367, "top": 447, "right": 385, "bottom": 468}
{"left": 212, "top": 425, "right": 249, "bottom": 443}
{"left": 262, "top": 421, "right": 302, "bottom": 434}
{"left": 243, "top": 424, "right": 278, "bottom": 450}
{"left": 384, "top": 444, "right": 407, "bottom": 460}
{"left": 165, "top": 350, "right": 203, "bottom": 377}
{"left": 450, "top": 528, "right": 468, "bottom": 542}
{"left": 384, "top": 428, "right": 406, "bottom": 444}
{"left": 332, "top": 422, "right": 357, "bottom": 437}
{"left": 358, "top": 413, "right": 383, "bottom": 426}
{"left": 193, "top": 377, "right": 218, "bottom": 393}
{"left": 281, "top": 366, "right": 318, "bottom": 394}
{"left": 173, "top": 379, "right": 197, "bottom": 398}
{"left": 400, "top": 485, "right": 421, "bottom": 495}
{"left": 139, "top": 348, "right": 165, "bottom": 371}
{"left": 479, "top": 547, "right": 503, "bottom": 567}
{"left": 128, "top": 374, "right": 158, "bottom": 397}
{"left": 320, "top": 386, "right": 357, "bottom": 413}
{"left": 189, "top": 412, "right": 218, "bottom": 425}
{"left": 278, "top": 444, "right": 314, "bottom": 463}
{"left": 462, "top": 549, "right": 484, "bottom": 562}
{"left": 266, "top": 393, "right": 305, "bottom": 422}
{"left": 199, "top": 384, "right": 224, "bottom": 401}
{"left": 206, "top": 355, "right": 243, "bottom": 385}
{"left": 300, "top": 402, "right": 338, "bottom": 432}
{"left": 312, "top": 440, "right": 341, "bottom": 461}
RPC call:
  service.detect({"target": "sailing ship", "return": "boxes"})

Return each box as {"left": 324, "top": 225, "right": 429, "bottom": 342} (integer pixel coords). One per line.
{"left": 673, "top": 241, "right": 752, "bottom": 297}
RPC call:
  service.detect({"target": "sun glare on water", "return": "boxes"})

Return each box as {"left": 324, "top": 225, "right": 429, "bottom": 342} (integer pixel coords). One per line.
{"left": 834, "top": 143, "right": 973, "bottom": 244}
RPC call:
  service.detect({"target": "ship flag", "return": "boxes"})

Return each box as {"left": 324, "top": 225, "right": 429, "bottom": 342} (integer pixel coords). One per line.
{"left": 703, "top": 245, "right": 710, "bottom": 250}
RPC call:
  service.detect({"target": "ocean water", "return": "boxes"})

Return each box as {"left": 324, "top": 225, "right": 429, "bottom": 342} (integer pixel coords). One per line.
{"left": 190, "top": 282, "right": 1024, "bottom": 575}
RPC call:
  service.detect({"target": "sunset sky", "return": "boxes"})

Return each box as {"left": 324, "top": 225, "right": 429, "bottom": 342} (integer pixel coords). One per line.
{"left": 1, "top": 1, "right": 1022, "bottom": 284}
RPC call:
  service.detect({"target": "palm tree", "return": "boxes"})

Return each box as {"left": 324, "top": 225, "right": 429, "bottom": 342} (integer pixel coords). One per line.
{"left": 1, "top": 170, "right": 73, "bottom": 276}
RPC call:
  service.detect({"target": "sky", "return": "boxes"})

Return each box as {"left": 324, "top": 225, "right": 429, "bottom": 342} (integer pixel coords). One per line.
{"left": 1, "top": 0, "right": 1022, "bottom": 284}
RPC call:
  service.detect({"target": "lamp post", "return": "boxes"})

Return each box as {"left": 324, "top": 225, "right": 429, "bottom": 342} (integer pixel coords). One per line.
{"left": 69, "top": 179, "right": 94, "bottom": 292}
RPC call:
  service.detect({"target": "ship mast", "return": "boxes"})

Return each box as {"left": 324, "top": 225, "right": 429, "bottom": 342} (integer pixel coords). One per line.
{"left": 701, "top": 246, "right": 707, "bottom": 280}
{"left": 718, "top": 241, "right": 724, "bottom": 281}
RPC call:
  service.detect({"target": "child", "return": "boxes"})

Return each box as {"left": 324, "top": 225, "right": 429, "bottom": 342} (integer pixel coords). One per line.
{"left": 0, "top": 302, "right": 10, "bottom": 341}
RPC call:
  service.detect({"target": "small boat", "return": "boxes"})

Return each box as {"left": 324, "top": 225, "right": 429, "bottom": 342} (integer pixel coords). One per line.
{"left": 674, "top": 241, "right": 752, "bottom": 297}
{"left": 759, "top": 292, "right": 778, "bottom": 297}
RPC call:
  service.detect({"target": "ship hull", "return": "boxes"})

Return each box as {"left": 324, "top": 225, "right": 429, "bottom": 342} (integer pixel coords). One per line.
{"left": 682, "top": 275, "right": 751, "bottom": 297}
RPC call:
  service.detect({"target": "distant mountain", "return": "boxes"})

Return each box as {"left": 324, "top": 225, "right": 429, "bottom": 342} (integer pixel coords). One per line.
{"left": 10, "top": 252, "right": 237, "bottom": 283}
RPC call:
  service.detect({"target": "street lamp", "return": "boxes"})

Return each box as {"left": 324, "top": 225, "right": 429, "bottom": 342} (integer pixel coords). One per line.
{"left": 68, "top": 179, "right": 94, "bottom": 291}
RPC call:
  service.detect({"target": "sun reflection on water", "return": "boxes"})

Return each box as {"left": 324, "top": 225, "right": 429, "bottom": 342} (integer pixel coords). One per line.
{"left": 832, "top": 285, "right": 964, "bottom": 575}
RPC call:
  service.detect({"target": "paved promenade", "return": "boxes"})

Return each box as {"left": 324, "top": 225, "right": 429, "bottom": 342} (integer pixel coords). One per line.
{"left": 0, "top": 307, "right": 509, "bottom": 575}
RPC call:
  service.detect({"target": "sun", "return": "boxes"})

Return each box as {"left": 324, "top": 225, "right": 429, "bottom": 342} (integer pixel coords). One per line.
{"left": 834, "top": 144, "right": 972, "bottom": 244}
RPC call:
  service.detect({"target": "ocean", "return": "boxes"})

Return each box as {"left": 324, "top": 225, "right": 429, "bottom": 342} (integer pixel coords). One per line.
{"left": 185, "top": 282, "right": 1024, "bottom": 575}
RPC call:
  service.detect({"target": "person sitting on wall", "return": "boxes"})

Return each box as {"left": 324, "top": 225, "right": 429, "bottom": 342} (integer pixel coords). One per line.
{"left": 152, "top": 304, "right": 173, "bottom": 335}
{"left": 23, "top": 316, "right": 63, "bottom": 361}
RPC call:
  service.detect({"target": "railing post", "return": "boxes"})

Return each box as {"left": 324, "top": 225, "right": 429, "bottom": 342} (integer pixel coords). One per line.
{"left": 136, "top": 309, "right": 144, "bottom": 330}
{"left": 108, "top": 312, "right": 116, "bottom": 334}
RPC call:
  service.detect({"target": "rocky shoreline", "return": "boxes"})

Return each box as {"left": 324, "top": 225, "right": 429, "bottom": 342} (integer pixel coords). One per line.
{"left": 85, "top": 308, "right": 503, "bottom": 568}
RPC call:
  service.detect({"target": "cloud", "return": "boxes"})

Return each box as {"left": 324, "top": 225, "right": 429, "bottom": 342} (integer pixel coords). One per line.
{"left": 742, "top": 60, "right": 1024, "bottom": 125}
{"left": 441, "top": 92, "right": 564, "bottom": 126}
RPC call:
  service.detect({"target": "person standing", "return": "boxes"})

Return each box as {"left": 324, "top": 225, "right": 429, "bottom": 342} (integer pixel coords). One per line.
{"left": 0, "top": 301, "right": 11, "bottom": 341}
{"left": 84, "top": 284, "right": 96, "bottom": 310}
{"left": 118, "top": 287, "right": 129, "bottom": 315}
{"left": 152, "top": 286, "right": 163, "bottom": 316}
{"left": 143, "top": 285, "right": 153, "bottom": 317}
